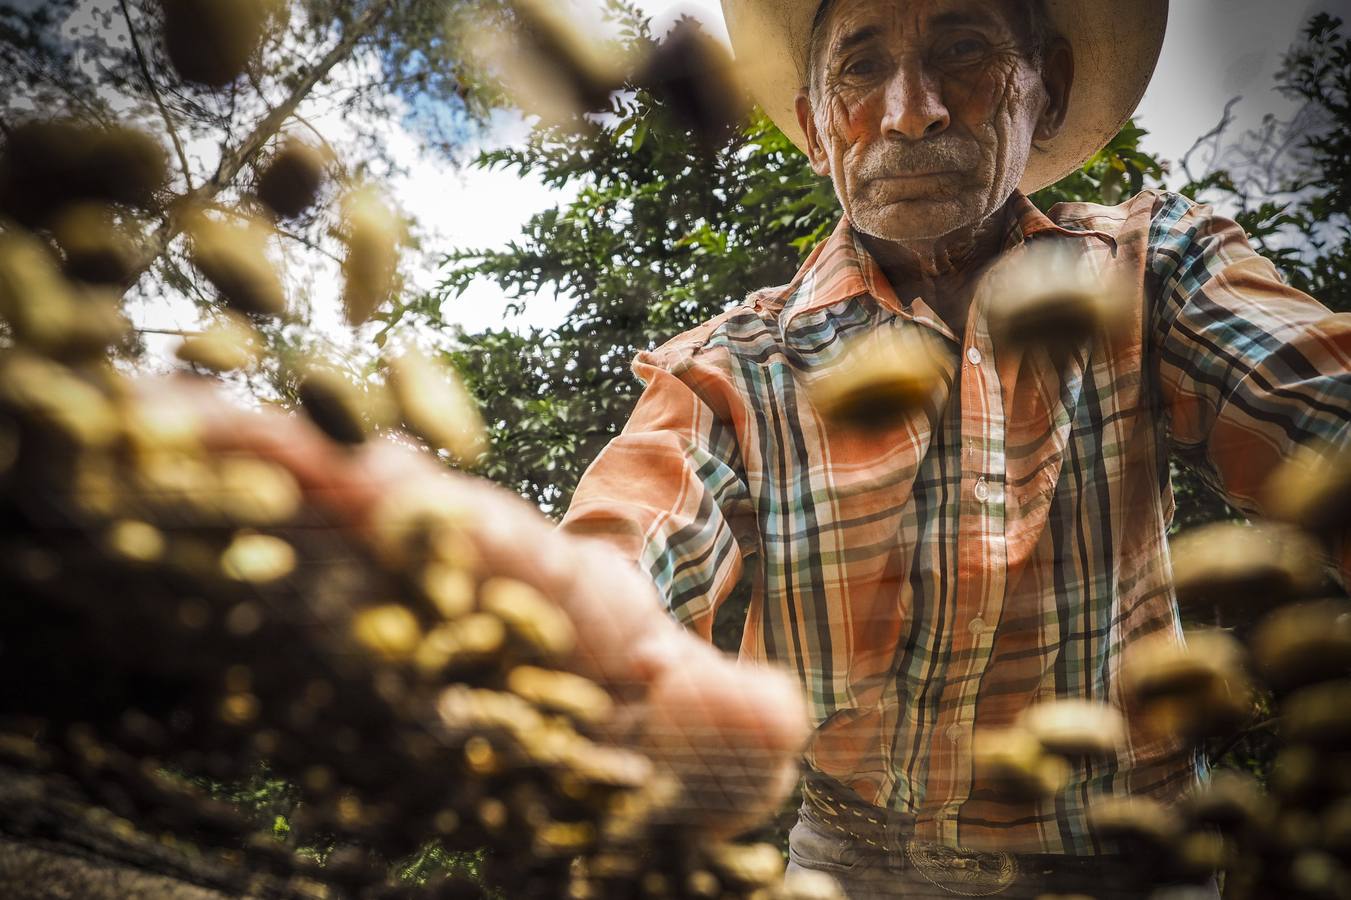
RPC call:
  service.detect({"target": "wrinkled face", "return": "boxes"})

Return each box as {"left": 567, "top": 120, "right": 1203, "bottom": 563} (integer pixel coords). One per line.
{"left": 797, "top": 0, "right": 1070, "bottom": 244}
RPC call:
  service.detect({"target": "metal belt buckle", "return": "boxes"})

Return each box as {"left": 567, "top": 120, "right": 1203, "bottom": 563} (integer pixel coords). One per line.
{"left": 904, "top": 841, "right": 1018, "bottom": 896}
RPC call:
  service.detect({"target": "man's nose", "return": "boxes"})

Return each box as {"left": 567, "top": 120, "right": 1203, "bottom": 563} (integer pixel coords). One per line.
{"left": 880, "top": 56, "right": 950, "bottom": 141}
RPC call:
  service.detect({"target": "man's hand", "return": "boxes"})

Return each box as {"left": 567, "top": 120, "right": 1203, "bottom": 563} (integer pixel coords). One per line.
{"left": 170, "top": 377, "right": 809, "bottom": 837}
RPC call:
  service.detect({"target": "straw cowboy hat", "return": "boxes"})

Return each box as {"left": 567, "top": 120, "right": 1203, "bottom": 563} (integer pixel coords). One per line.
{"left": 719, "top": 0, "right": 1169, "bottom": 193}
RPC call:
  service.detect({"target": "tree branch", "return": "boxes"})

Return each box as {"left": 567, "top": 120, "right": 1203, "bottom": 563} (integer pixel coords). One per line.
{"left": 118, "top": 0, "right": 195, "bottom": 193}
{"left": 120, "top": 0, "right": 395, "bottom": 292}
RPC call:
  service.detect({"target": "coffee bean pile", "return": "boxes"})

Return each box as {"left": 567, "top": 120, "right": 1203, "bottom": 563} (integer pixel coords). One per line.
{"left": 0, "top": 4, "right": 826, "bottom": 897}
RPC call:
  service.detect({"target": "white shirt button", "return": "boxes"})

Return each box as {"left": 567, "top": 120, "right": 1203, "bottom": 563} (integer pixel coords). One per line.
{"left": 973, "top": 478, "right": 990, "bottom": 502}
{"left": 946, "top": 724, "right": 964, "bottom": 742}
{"left": 966, "top": 346, "right": 983, "bottom": 365}
{"left": 968, "top": 617, "right": 987, "bottom": 635}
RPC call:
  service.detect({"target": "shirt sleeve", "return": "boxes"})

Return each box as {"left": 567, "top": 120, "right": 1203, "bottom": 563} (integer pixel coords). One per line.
{"left": 1148, "top": 191, "right": 1351, "bottom": 587}
{"left": 559, "top": 346, "right": 757, "bottom": 641}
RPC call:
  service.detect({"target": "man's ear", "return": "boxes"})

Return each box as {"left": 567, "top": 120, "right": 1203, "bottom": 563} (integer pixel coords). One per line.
{"left": 1034, "top": 37, "right": 1074, "bottom": 143}
{"left": 795, "top": 90, "right": 832, "bottom": 178}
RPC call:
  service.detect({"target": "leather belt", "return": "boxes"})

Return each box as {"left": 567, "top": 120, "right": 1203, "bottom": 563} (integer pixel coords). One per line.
{"left": 799, "top": 772, "right": 1149, "bottom": 896}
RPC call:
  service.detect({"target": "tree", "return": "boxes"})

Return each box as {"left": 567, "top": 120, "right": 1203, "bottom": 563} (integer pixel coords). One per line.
{"left": 0, "top": 0, "right": 497, "bottom": 366}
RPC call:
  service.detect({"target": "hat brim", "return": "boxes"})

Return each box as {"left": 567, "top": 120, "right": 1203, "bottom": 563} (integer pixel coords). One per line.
{"left": 719, "top": 0, "right": 1168, "bottom": 194}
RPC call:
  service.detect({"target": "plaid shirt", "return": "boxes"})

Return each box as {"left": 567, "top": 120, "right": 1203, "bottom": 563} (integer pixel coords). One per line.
{"left": 560, "top": 190, "right": 1351, "bottom": 854}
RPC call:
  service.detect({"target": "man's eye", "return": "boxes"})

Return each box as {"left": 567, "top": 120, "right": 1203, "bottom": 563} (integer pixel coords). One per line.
{"left": 842, "top": 58, "right": 882, "bottom": 77}
{"left": 942, "top": 38, "right": 987, "bottom": 60}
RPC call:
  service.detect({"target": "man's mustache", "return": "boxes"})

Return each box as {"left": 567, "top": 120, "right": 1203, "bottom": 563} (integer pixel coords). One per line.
{"left": 853, "top": 138, "right": 980, "bottom": 180}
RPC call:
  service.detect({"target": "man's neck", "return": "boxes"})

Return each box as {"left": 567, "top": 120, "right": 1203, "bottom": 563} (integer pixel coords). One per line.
{"left": 856, "top": 196, "right": 1018, "bottom": 338}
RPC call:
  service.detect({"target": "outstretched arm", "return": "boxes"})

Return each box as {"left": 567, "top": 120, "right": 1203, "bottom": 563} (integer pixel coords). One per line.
{"left": 1149, "top": 191, "right": 1351, "bottom": 587}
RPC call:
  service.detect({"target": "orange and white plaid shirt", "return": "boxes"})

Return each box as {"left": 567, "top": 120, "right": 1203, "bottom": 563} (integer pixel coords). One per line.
{"left": 560, "top": 190, "right": 1351, "bottom": 854}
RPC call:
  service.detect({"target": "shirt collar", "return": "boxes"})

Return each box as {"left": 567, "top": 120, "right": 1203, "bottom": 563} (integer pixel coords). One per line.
{"left": 778, "top": 191, "right": 1115, "bottom": 334}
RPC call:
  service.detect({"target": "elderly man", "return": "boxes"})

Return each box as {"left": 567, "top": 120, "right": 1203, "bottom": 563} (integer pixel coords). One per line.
{"left": 558, "top": 0, "right": 1351, "bottom": 896}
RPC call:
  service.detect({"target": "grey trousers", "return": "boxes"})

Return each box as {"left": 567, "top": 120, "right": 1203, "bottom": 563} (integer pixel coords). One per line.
{"left": 786, "top": 812, "right": 1223, "bottom": 900}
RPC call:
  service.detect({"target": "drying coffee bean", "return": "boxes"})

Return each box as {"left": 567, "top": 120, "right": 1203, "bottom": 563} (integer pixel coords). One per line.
{"left": 480, "top": 577, "right": 576, "bottom": 663}
{"left": 368, "top": 484, "right": 480, "bottom": 570}
{"left": 1087, "top": 796, "right": 1182, "bottom": 853}
{"left": 1264, "top": 444, "right": 1351, "bottom": 534}
{"left": 809, "top": 328, "right": 947, "bottom": 431}
{"left": 1169, "top": 522, "right": 1321, "bottom": 614}
{"left": 185, "top": 211, "right": 286, "bottom": 316}
{"left": 1251, "top": 600, "right": 1351, "bottom": 692}
{"left": 50, "top": 203, "right": 141, "bottom": 285}
{"left": 176, "top": 313, "right": 263, "bottom": 373}
{"left": 385, "top": 346, "right": 487, "bottom": 464}
{"left": 1018, "top": 698, "right": 1126, "bottom": 757}
{"left": 1183, "top": 770, "right": 1270, "bottom": 835}
{"left": 0, "top": 121, "right": 166, "bottom": 224}
{"left": 160, "top": 0, "right": 274, "bottom": 88}
{"left": 1282, "top": 680, "right": 1351, "bottom": 749}
{"left": 296, "top": 363, "right": 376, "bottom": 445}
{"left": 219, "top": 531, "right": 296, "bottom": 584}
{"left": 506, "top": 666, "right": 613, "bottom": 727}
{"left": 500, "top": 0, "right": 628, "bottom": 118}
{"left": 352, "top": 604, "right": 424, "bottom": 663}
{"left": 0, "top": 230, "right": 81, "bottom": 353}
{"left": 987, "top": 242, "right": 1129, "bottom": 351}
{"left": 973, "top": 727, "right": 1069, "bottom": 801}
{"left": 419, "top": 561, "right": 478, "bottom": 620}
{"left": 417, "top": 614, "right": 508, "bottom": 678}
{"left": 256, "top": 139, "right": 327, "bottom": 219}
{"left": 0, "top": 352, "right": 120, "bottom": 449}
{"left": 707, "top": 843, "right": 785, "bottom": 889}
{"left": 340, "top": 186, "right": 401, "bottom": 326}
{"left": 636, "top": 19, "right": 747, "bottom": 151}
{"left": 103, "top": 519, "right": 167, "bottom": 565}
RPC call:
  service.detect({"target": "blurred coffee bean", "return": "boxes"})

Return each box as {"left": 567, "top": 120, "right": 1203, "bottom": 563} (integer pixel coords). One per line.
{"left": 1087, "top": 796, "right": 1182, "bottom": 853}
{"left": 988, "top": 242, "right": 1130, "bottom": 352}
{"left": 1264, "top": 444, "right": 1351, "bottom": 534}
{"left": 0, "top": 352, "right": 119, "bottom": 449}
{"left": 340, "top": 186, "right": 400, "bottom": 326}
{"left": 385, "top": 346, "right": 487, "bottom": 464}
{"left": 0, "top": 230, "right": 80, "bottom": 352}
{"left": 972, "top": 727, "right": 1069, "bottom": 800}
{"left": 219, "top": 531, "right": 296, "bottom": 584}
{"left": 50, "top": 203, "right": 141, "bottom": 285}
{"left": 636, "top": 19, "right": 747, "bottom": 150}
{"left": 1169, "top": 522, "right": 1322, "bottom": 615}
{"left": 417, "top": 614, "right": 508, "bottom": 677}
{"left": 352, "top": 604, "right": 424, "bottom": 662}
{"left": 496, "top": 0, "right": 628, "bottom": 120}
{"left": 296, "top": 363, "right": 376, "bottom": 445}
{"left": 809, "top": 328, "right": 947, "bottom": 431}
{"left": 176, "top": 313, "right": 263, "bottom": 373}
{"left": 1252, "top": 600, "right": 1351, "bottom": 692}
{"left": 1121, "top": 629, "right": 1254, "bottom": 740}
{"left": 0, "top": 121, "right": 166, "bottom": 225}
{"left": 1018, "top": 698, "right": 1126, "bottom": 757}
{"left": 185, "top": 211, "right": 286, "bottom": 316}
{"left": 103, "top": 519, "right": 168, "bottom": 565}
{"left": 256, "top": 139, "right": 327, "bottom": 219}
{"left": 506, "top": 666, "right": 613, "bottom": 727}
{"left": 480, "top": 577, "right": 576, "bottom": 663}
{"left": 707, "top": 843, "right": 785, "bottom": 889}
{"left": 1282, "top": 680, "right": 1351, "bottom": 749}
{"left": 1183, "top": 770, "right": 1270, "bottom": 835}
{"left": 160, "top": 0, "right": 274, "bottom": 88}
{"left": 419, "top": 561, "right": 477, "bottom": 620}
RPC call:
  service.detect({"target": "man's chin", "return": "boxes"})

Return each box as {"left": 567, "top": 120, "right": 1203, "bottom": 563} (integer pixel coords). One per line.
{"left": 850, "top": 198, "right": 977, "bottom": 243}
